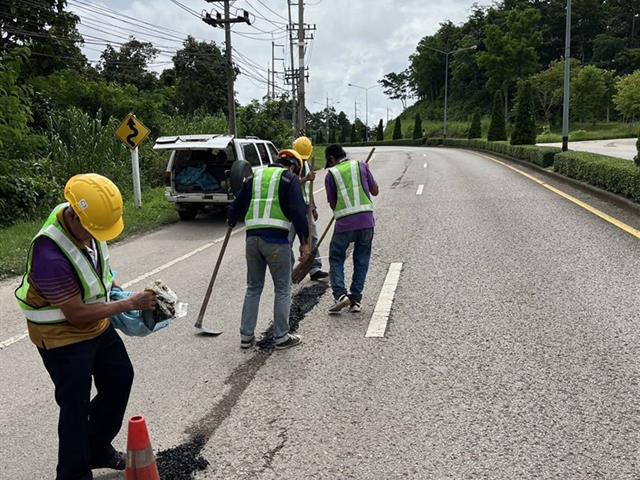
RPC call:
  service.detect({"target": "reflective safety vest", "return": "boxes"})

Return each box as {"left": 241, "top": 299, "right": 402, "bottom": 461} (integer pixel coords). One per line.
{"left": 244, "top": 167, "right": 292, "bottom": 231}
{"left": 301, "top": 163, "right": 311, "bottom": 205}
{"left": 15, "top": 203, "right": 113, "bottom": 324}
{"left": 329, "top": 159, "right": 374, "bottom": 219}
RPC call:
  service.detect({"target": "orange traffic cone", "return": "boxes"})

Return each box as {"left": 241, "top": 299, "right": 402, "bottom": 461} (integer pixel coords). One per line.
{"left": 125, "top": 416, "right": 160, "bottom": 480}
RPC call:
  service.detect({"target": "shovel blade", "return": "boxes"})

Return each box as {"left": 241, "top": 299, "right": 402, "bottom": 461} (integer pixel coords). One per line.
{"left": 194, "top": 325, "right": 224, "bottom": 336}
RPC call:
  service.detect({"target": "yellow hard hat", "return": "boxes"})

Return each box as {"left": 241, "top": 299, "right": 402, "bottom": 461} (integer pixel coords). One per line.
{"left": 64, "top": 174, "right": 124, "bottom": 242}
{"left": 277, "top": 149, "right": 304, "bottom": 174}
{"left": 293, "top": 136, "right": 313, "bottom": 160}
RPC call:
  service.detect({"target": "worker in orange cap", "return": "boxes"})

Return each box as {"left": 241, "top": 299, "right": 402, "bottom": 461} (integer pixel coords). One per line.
{"left": 15, "top": 174, "right": 156, "bottom": 480}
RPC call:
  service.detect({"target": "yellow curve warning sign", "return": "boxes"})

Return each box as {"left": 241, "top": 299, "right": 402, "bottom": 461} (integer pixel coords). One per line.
{"left": 115, "top": 113, "right": 150, "bottom": 150}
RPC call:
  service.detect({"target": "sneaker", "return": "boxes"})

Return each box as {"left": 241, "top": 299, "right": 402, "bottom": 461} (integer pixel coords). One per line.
{"left": 329, "top": 294, "right": 351, "bottom": 314}
{"left": 310, "top": 270, "right": 329, "bottom": 281}
{"left": 240, "top": 337, "right": 255, "bottom": 349}
{"left": 275, "top": 333, "right": 302, "bottom": 350}
{"left": 349, "top": 302, "right": 362, "bottom": 313}
{"left": 90, "top": 450, "right": 126, "bottom": 471}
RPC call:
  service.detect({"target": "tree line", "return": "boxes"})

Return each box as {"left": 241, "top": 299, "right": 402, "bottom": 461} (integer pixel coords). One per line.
{"left": 380, "top": 0, "right": 640, "bottom": 129}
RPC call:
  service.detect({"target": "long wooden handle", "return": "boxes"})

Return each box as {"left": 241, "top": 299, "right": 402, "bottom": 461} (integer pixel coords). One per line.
{"left": 312, "top": 147, "right": 376, "bottom": 254}
{"left": 194, "top": 226, "right": 233, "bottom": 328}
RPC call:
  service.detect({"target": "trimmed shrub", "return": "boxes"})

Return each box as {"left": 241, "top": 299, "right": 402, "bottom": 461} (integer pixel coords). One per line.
{"left": 554, "top": 151, "right": 640, "bottom": 201}
{"left": 345, "top": 137, "right": 426, "bottom": 147}
{"left": 468, "top": 110, "right": 482, "bottom": 139}
{"left": 392, "top": 118, "right": 403, "bottom": 140}
{"left": 413, "top": 114, "right": 423, "bottom": 139}
{"left": 635, "top": 128, "right": 640, "bottom": 167}
{"left": 488, "top": 91, "right": 507, "bottom": 142}
{"left": 441, "top": 138, "right": 560, "bottom": 168}
{"left": 511, "top": 81, "right": 537, "bottom": 145}
{"left": 350, "top": 124, "right": 357, "bottom": 143}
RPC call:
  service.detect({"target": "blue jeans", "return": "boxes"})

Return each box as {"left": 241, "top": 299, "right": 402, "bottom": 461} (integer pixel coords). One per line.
{"left": 329, "top": 228, "right": 374, "bottom": 303}
{"left": 38, "top": 325, "right": 134, "bottom": 480}
{"left": 288, "top": 220, "right": 322, "bottom": 274}
{"left": 241, "top": 236, "right": 292, "bottom": 344}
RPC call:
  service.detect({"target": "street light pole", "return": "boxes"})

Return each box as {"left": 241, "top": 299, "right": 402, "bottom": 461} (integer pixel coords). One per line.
{"left": 632, "top": 13, "right": 640, "bottom": 48}
{"left": 348, "top": 83, "right": 378, "bottom": 141}
{"left": 422, "top": 45, "right": 476, "bottom": 139}
{"left": 562, "top": 0, "right": 572, "bottom": 152}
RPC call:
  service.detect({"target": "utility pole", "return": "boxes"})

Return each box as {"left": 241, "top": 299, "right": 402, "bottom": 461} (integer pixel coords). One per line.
{"left": 203, "top": 1, "right": 251, "bottom": 137}
{"left": 561, "top": 0, "right": 572, "bottom": 152}
{"left": 297, "top": 1, "right": 305, "bottom": 135}
{"left": 270, "top": 41, "right": 285, "bottom": 101}
{"left": 386, "top": 106, "right": 390, "bottom": 125}
{"left": 286, "top": 0, "right": 297, "bottom": 135}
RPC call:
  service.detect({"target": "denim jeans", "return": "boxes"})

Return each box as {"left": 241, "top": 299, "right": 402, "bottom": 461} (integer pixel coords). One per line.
{"left": 241, "top": 236, "right": 292, "bottom": 344}
{"left": 38, "top": 325, "right": 134, "bottom": 480}
{"left": 329, "top": 228, "right": 374, "bottom": 303}
{"left": 288, "top": 220, "right": 322, "bottom": 274}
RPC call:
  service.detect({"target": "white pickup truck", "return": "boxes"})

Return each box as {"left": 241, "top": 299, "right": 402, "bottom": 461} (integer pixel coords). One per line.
{"left": 154, "top": 134, "right": 281, "bottom": 220}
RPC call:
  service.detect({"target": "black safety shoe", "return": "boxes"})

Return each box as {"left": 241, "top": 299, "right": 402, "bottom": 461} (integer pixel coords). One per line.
{"left": 90, "top": 450, "right": 126, "bottom": 471}
{"left": 275, "top": 334, "right": 302, "bottom": 350}
{"left": 310, "top": 270, "right": 329, "bottom": 281}
{"left": 240, "top": 337, "right": 255, "bottom": 349}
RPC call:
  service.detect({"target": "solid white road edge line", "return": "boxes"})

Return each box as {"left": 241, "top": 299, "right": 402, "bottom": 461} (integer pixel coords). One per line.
{"left": 1, "top": 186, "right": 330, "bottom": 350}
{"left": 416, "top": 185, "right": 424, "bottom": 195}
{"left": 366, "top": 263, "right": 403, "bottom": 338}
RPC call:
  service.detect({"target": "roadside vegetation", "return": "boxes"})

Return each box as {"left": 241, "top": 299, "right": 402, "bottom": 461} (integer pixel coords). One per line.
{"left": 0, "top": 187, "right": 176, "bottom": 280}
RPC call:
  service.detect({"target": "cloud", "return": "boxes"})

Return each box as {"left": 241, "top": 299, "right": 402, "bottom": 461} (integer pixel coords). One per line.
{"left": 74, "top": 0, "right": 484, "bottom": 127}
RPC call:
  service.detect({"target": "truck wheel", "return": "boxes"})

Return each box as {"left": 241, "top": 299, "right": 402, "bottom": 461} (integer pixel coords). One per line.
{"left": 178, "top": 207, "right": 198, "bottom": 221}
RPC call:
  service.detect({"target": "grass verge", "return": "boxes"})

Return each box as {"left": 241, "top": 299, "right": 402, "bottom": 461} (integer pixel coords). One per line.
{"left": 0, "top": 187, "right": 177, "bottom": 280}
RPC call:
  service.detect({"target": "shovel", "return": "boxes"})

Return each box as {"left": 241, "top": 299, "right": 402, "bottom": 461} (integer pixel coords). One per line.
{"left": 194, "top": 226, "right": 232, "bottom": 336}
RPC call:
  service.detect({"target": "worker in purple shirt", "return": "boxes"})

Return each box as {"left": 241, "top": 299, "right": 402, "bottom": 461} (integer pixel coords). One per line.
{"left": 324, "top": 144, "right": 379, "bottom": 314}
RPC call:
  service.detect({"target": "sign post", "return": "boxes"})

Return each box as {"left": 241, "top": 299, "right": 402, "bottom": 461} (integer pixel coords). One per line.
{"left": 115, "top": 113, "right": 151, "bottom": 208}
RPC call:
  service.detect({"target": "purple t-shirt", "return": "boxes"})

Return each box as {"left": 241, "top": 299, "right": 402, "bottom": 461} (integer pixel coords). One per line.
{"left": 29, "top": 237, "right": 101, "bottom": 305}
{"left": 325, "top": 159, "right": 377, "bottom": 233}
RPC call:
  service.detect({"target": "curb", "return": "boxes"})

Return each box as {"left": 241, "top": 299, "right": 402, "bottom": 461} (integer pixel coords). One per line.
{"left": 430, "top": 145, "right": 640, "bottom": 216}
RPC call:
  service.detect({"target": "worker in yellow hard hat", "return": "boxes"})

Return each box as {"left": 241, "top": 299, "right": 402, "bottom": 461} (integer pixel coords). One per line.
{"left": 292, "top": 136, "right": 328, "bottom": 281}
{"left": 15, "top": 174, "right": 157, "bottom": 479}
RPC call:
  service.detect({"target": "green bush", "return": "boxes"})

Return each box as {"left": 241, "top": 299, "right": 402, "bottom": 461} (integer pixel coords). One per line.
{"left": 555, "top": 151, "right": 640, "bottom": 201}
{"left": 468, "top": 110, "right": 482, "bottom": 139}
{"left": 511, "top": 81, "right": 537, "bottom": 145}
{"left": 441, "top": 138, "right": 561, "bottom": 167}
{"left": 392, "top": 118, "right": 403, "bottom": 140}
{"left": 0, "top": 174, "right": 59, "bottom": 226}
{"left": 413, "top": 114, "right": 423, "bottom": 139}
{"left": 488, "top": 91, "right": 507, "bottom": 142}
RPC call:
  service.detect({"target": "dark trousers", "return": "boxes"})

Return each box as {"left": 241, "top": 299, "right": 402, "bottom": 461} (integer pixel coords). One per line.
{"left": 38, "top": 325, "right": 134, "bottom": 480}
{"left": 329, "top": 228, "right": 374, "bottom": 303}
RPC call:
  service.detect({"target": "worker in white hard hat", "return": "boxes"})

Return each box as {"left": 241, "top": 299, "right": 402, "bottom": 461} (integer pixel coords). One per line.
{"left": 15, "top": 174, "right": 156, "bottom": 480}
{"left": 291, "top": 136, "right": 329, "bottom": 281}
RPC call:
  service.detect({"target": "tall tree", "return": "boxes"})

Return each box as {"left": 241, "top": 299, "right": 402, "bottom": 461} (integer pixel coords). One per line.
{"left": 531, "top": 60, "right": 579, "bottom": 126}
{"left": 0, "top": 0, "right": 86, "bottom": 77}
{"left": 468, "top": 110, "right": 482, "bottom": 139}
{"left": 477, "top": 7, "right": 542, "bottom": 118}
{"left": 487, "top": 91, "right": 507, "bottom": 141}
{"left": 392, "top": 118, "right": 403, "bottom": 140}
{"left": 99, "top": 38, "right": 159, "bottom": 91}
{"left": 412, "top": 114, "right": 423, "bottom": 139}
{"left": 571, "top": 65, "right": 608, "bottom": 123}
{"left": 379, "top": 69, "right": 412, "bottom": 109}
{"left": 350, "top": 123, "right": 357, "bottom": 143}
{"left": 510, "top": 80, "right": 537, "bottom": 145}
{"left": 173, "top": 37, "right": 229, "bottom": 116}
{"left": 614, "top": 72, "right": 640, "bottom": 121}
{"left": 376, "top": 119, "right": 384, "bottom": 141}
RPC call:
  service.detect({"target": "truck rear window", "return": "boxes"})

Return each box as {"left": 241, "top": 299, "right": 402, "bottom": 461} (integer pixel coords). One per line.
{"left": 172, "top": 149, "right": 230, "bottom": 193}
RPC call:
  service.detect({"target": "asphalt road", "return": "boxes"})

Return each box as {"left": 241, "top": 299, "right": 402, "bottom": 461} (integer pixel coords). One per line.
{"left": 539, "top": 138, "right": 637, "bottom": 160}
{"left": 1, "top": 146, "right": 639, "bottom": 479}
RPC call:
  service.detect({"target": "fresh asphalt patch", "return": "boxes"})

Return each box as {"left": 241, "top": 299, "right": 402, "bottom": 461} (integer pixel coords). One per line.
{"left": 156, "top": 281, "right": 329, "bottom": 478}
{"left": 256, "top": 282, "right": 330, "bottom": 350}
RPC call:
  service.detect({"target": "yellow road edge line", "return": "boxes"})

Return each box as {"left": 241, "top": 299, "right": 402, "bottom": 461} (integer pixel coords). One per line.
{"left": 475, "top": 152, "right": 640, "bottom": 240}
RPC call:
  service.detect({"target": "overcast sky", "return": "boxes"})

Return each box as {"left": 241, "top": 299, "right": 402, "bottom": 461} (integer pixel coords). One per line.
{"left": 71, "top": 0, "right": 484, "bottom": 127}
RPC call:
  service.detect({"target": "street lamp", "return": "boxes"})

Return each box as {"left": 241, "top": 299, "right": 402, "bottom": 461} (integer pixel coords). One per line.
{"left": 422, "top": 45, "right": 477, "bottom": 139}
{"left": 347, "top": 83, "right": 377, "bottom": 141}
{"left": 632, "top": 13, "right": 640, "bottom": 47}
{"left": 561, "top": 0, "right": 572, "bottom": 151}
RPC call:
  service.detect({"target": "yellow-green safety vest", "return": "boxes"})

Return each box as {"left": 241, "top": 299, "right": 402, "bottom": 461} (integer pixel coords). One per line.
{"left": 244, "top": 167, "right": 292, "bottom": 231}
{"left": 329, "top": 159, "right": 374, "bottom": 219}
{"left": 15, "top": 203, "right": 113, "bottom": 324}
